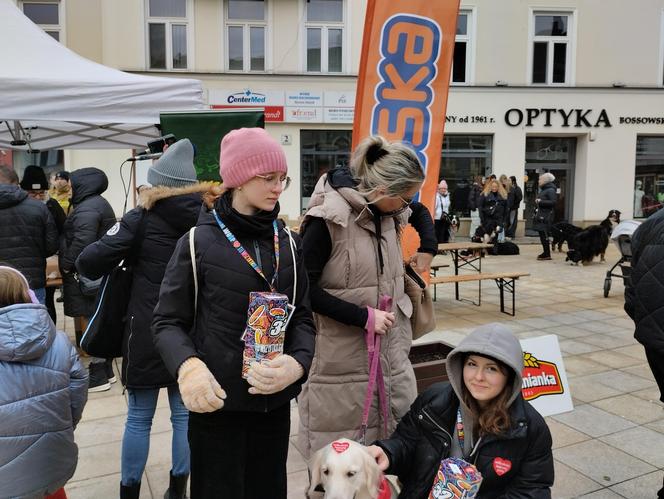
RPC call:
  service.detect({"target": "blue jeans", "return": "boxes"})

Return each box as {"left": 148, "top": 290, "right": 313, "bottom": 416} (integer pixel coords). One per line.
{"left": 121, "top": 386, "right": 190, "bottom": 485}
{"left": 33, "top": 287, "right": 45, "bottom": 305}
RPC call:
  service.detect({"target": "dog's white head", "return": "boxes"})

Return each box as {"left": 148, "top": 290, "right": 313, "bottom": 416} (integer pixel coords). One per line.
{"left": 309, "top": 439, "right": 383, "bottom": 499}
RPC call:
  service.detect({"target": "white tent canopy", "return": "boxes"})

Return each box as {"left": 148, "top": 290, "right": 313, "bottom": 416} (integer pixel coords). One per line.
{"left": 0, "top": 0, "right": 205, "bottom": 150}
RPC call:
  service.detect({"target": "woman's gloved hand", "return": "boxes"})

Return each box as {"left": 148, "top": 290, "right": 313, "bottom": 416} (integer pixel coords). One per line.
{"left": 247, "top": 354, "right": 304, "bottom": 395}
{"left": 177, "top": 357, "right": 226, "bottom": 413}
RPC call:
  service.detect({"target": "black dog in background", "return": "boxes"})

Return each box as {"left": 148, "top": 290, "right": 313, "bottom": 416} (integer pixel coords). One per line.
{"left": 466, "top": 222, "right": 519, "bottom": 256}
{"left": 566, "top": 210, "right": 621, "bottom": 265}
{"left": 551, "top": 222, "right": 583, "bottom": 252}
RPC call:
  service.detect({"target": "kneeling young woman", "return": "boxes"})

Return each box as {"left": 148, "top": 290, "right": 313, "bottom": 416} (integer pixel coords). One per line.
{"left": 369, "top": 323, "right": 554, "bottom": 498}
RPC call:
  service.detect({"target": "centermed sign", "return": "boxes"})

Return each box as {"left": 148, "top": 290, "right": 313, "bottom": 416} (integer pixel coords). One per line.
{"left": 352, "top": 0, "right": 460, "bottom": 259}
{"left": 520, "top": 335, "right": 573, "bottom": 417}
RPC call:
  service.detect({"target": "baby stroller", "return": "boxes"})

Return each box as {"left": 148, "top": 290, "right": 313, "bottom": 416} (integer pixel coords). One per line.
{"left": 603, "top": 220, "right": 640, "bottom": 297}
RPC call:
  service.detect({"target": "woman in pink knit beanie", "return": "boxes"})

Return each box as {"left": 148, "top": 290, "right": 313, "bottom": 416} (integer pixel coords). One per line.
{"left": 152, "top": 127, "right": 316, "bottom": 498}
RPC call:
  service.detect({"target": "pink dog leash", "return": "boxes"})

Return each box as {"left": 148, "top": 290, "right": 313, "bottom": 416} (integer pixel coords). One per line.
{"left": 358, "top": 295, "right": 391, "bottom": 445}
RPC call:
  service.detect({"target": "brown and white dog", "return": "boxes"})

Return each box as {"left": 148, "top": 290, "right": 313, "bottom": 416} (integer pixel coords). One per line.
{"left": 308, "top": 439, "right": 398, "bottom": 499}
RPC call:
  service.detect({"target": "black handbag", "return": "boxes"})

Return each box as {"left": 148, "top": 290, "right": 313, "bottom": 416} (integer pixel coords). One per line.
{"left": 76, "top": 273, "right": 103, "bottom": 297}
{"left": 80, "top": 211, "right": 146, "bottom": 358}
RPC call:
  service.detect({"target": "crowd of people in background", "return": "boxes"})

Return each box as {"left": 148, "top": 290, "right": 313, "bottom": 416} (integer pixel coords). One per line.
{"left": 12, "top": 132, "right": 664, "bottom": 498}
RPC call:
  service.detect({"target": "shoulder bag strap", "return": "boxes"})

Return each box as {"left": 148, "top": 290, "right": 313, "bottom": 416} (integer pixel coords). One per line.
{"left": 189, "top": 227, "right": 198, "bottom": 319}
{"left": 285, "top": 227, "right": 297, "bottom": 303}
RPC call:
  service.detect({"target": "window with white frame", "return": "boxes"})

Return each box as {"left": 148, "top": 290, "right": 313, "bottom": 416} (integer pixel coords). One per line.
{"left": 146, "top": 0, "right": 189, "bottom": 70}
{"left": 452, "top": 10, "right": 472, "bottom": 84}
{"left": 21, "top": 1, "right": 62, "bottom": 42}
{"left": 226, "top": 0, "right": 266, "bottom": 71}
{"left": 531, "top": 12, "right": 572, "bottom": 85}
{"left": 305, "top": 0, "right": 344, "bottom": 73}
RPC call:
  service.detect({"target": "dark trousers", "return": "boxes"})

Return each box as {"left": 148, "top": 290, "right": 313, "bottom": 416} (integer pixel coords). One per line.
{"left": 506, "top": 209, "right": 518, "bottom": 238}
{"left": 188, "top": 403, "right": 291, "bottom": 499}
{"left": 45, "top": 286, "right": 57, "bottom": 324}
{"left": 538, "top": 230, "right": 550, "bottom": 256}
{"left": 435, "top": 219, "right": 450, "bottom": 244}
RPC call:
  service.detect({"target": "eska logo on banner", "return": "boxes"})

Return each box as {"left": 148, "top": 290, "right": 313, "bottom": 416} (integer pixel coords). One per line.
{"left": 353, "top": 0, "right": 460, "bottom": 258}
{"left": 371, "top": 15, "right": 441, "bottom": 175}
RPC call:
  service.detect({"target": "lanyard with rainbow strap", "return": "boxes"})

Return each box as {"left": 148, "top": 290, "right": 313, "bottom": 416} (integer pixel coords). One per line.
{"left": 212, "top": 209, "right": 280, "bottom": 292}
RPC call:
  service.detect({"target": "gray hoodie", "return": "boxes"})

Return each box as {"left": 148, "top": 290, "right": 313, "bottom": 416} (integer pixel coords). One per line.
{"left": 0, "top": 304, "right": 88, "bottom": 498}
{"left": 445, "top": 323, "right": 524, "bottom": 457}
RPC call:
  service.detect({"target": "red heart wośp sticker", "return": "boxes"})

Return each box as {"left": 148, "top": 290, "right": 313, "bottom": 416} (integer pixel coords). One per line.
{"left": 493, "top": 457, "right": 512, "bottom": 476}
{"left": 331, "top": 441, "right": 350, "bottom": 454}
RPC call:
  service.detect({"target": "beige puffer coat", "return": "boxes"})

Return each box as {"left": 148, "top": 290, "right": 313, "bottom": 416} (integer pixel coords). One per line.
{"left": 297, "top": 174, "right": 418, "bottom": 458}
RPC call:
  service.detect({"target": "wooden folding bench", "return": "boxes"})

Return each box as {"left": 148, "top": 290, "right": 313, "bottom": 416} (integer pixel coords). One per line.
{"left": 429, "top": 271, "right": 530, "bottom": 316}
{"left": 429, "top": 263, "right": 450, "bottom": 301}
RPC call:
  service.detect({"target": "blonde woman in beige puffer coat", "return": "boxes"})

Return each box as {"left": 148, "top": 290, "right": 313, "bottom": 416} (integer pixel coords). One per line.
{"left": 298, "top": 135, "right": 429, "bottom": 459}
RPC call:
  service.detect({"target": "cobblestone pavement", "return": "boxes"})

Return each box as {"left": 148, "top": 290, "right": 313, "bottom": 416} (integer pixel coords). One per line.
{"left": 57, "top": 243, "right": 664, "bottom": 498}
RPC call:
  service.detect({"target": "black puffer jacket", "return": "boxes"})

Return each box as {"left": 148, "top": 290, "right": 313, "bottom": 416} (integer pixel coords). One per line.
{"left": 59, "top": 168, "right": 116, "bottom": 317}
{"left": 478, "top": 191, "right": 508, "bottom": 230}
{"left": 532, "top": 182, "right": 557, "bottom": 232}
{"left": 152, "top": 192, "right": 316, "bottom": 413}
{"left": 0, "top": 185, "right": 58, "bottom": 288}
{"left": 76, "top": 185, "right": 206, "bottom": 388}
{"left": 625, "top": 208, "right": 664, "bottom": 400}
{"left": 377, "top": 383, "right": 553, "bottom": 499}
{"left": 376, "top": 324, "right": 553, "bottom": 499}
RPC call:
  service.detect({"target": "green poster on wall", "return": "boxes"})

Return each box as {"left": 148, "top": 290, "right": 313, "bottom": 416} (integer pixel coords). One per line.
{"left": 160, "top": 109, "right": 264, "bottom": 181}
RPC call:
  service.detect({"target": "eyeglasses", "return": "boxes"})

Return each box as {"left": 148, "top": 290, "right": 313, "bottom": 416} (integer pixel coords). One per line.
{"left": 396, "top": 194, "right": 413, "bottom": 209}
{"left": 255, "top": 174, "right": 291, "bottom": 190}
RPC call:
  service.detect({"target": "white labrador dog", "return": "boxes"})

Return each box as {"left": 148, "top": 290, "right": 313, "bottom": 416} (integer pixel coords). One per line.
{"left": 308, "top": 439, "right": 397, "bottom": 499}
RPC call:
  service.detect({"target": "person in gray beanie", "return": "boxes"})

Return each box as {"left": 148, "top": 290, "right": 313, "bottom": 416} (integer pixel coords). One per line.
{"left": 75, "top": 137, "right": 205, "bottom": 499}
{"left": 368, "top": 323, "right": 554, "bottom": 498}
{"left": 147, "top": 138, "right": 198, "bottom": 188}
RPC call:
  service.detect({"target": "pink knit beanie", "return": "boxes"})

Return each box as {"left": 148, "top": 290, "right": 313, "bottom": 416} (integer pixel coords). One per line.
{"left": 219, "top": 128, "right": 288, "bottom": 188}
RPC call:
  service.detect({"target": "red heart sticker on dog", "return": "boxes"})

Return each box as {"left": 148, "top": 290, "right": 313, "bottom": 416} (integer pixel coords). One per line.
{"left": 493, "top": 457, "right": 512, "bottom": 476}
{"left": 331, "top": 441, "right": 350, "bottom": 454}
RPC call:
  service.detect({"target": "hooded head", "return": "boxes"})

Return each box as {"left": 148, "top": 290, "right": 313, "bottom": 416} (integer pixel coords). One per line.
{"left": 70, "top": 167, "right": 108, "bottom": 204}
{"left": 446, "top": 323, "right": 523, "bottom": 411}
{"left": 147, "top": 138, "right": 198, "bottom": 188}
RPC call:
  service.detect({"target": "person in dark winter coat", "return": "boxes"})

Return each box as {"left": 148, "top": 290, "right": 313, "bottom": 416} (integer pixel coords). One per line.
{"left": 20, "top": 165, "right": 67, "bottom": 323}
{"left": 478, "top": 178, "right": 508, "bottom": 235}
{"left": 624, "top": 208, "right": 664, "bottom": 499}
{"left": 77, "top": 139, "right": 203, "bottom": 499}
{"left": 152, "top": 128, "right": 316, "bottom": 499}
{"left": 0, "top": 166, "right": 59, "bottom": 304}
{"left": 506, "top": 176, "right": 523, "bottom": 239}
{"left": 368, "top": 323, "right": 554, "bottom": 499}
{"left": 0, "top": 266, "right": 88, "bottom": 499}
{"left": 59, "top": 167, "right": 116, "bottom": 391}
{"left": 533, "top": 173, "right": 557, "bottom": 260}
{"left": 468, "top": 175, "right": 484, "bottom": 238}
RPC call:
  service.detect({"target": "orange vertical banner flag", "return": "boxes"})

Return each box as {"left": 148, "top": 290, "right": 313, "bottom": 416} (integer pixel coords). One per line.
{"left": 353, "top": 0, "right": 460, "bottom": 258}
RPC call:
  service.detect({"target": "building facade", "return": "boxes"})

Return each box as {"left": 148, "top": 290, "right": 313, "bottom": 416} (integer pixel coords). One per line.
{"left": 11, "top": 0, "right": 664, "bottom": 229}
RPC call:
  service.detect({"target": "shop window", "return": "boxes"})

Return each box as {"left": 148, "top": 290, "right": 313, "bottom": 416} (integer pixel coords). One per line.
{"left": 634, "top": 136, "right": 664, "bottom": 218}
{"left": 300, "top": 130, "right": 351, "bottom": 211}
{"left": 21, "top": 1, "right": 62, "bottom": 42}
{"left": 147, "top": 0, "right": 189, "bottom": 70}
{"left": 226, "top": 0, "right": 266, "bottom": 71}
{"left": 452, "top": 10, "right": 473, "bottom": 84}
{"left": 440, "top": 135, "right": 493, "bottom": 217}
{"left": 304, "top": 0, "right": 344, "bottom": 73}
{"left": 530, "top": 12, "right": 572, "bottom": 85}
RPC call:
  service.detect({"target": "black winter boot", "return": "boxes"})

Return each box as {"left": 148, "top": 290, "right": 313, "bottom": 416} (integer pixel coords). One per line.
{"left": 120, "top": 482, "right": 141, "bottom": 499}
{"left": 164, "top": 471, "right": 189, "bottom": 499}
